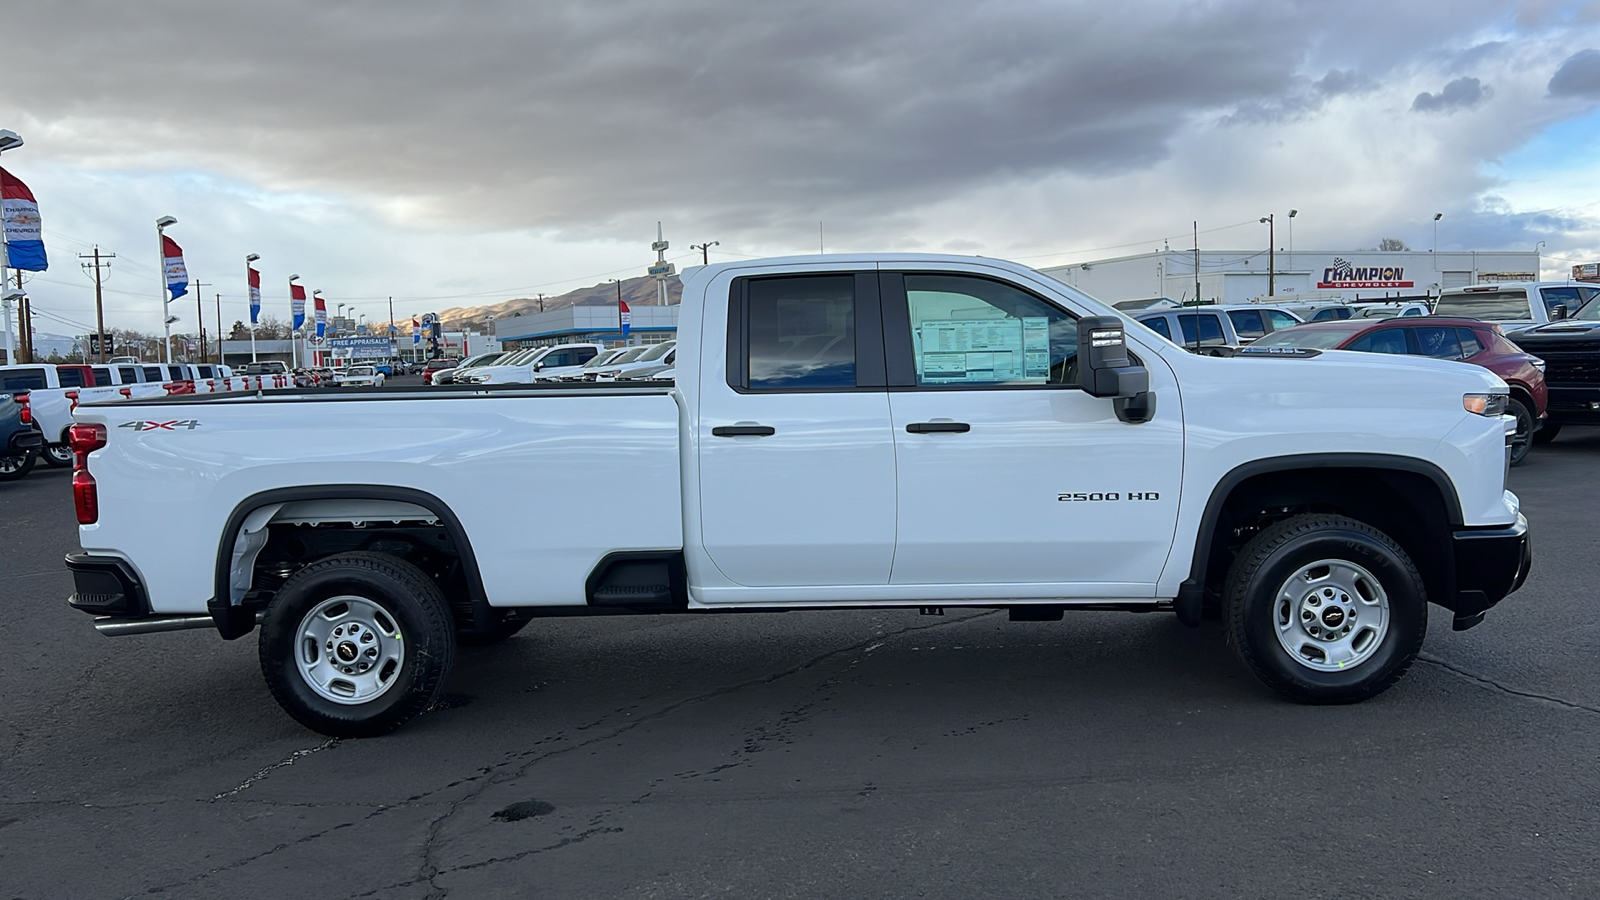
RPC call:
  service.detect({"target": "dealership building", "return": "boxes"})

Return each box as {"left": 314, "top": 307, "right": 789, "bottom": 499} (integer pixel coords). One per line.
{"left": 1040, "top": 249, "right": 1542, "bottom": 306}
{"left": 493, "top": 303, "right": 679, "bottom": 351}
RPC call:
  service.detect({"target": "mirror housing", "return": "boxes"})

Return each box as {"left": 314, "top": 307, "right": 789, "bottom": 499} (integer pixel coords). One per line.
{"left": 1553, "top": 304, "right": 1569, "bottom": 321}
{"left": 1077, "top": 316, "right": 1149, "bottom": 398}
{"left": 1077, "top": 316, "right": 1155, "bottom": 424}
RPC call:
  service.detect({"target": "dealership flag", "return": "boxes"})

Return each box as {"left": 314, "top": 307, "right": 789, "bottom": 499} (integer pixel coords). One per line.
{"left": 290, "top": 283, "right": 307, "bottom": 331}
{"left": 619, "top": 299, "right": 631, "bottom": 338}
{"left": 314, "top": 292, "right": 327, "bottom": 338}
{"left": 162, "top": 236, "right": 188, "bottom": 300}
{"left": 412, "top": 316, "right": 420, "bottom": 345}
{"left": 247, "top": 267, "right": 262, "bottom": 324}
{"left": 1, "top": 166, "right": 47, "bottom": 271}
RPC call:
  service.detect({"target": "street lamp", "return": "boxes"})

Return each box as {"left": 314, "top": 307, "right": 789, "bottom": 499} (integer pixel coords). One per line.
{"left": 0, "top": 130, "right": 21, "bottom": 364}
{"left": 1288, "top": 209, "right": 1298, "bottom": 254}
{"left": 1433, "top": 212, "right": 1443, "bottom": 253}
{"left": 1260, "top": 214, "right": 1276, "bottom": 296}
{"left": 156, "top": 216, "right": 177, "bottom": 363}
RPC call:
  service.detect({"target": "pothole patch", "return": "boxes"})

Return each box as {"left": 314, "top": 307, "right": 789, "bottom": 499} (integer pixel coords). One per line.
{"left": 492, "top": 800, "right": 556, "bottom": 822}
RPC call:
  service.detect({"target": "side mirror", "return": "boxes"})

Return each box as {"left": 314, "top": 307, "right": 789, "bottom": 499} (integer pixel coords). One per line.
{"left": 1077, "top": 316, "right": 1155, "bottom": 423}
{"left": 534, "top": 361, "right": 544, "bottom": 371}
{"left": 1553, "top": 305, "right": 1569, "bottom": 321}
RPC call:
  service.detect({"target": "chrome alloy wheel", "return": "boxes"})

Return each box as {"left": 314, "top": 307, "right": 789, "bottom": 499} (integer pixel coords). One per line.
{"left": 1273, "top": 559, "right": 1390, "bottom": 672}
{"left": 294, "top": 595, "right": 406, "bottom": 704}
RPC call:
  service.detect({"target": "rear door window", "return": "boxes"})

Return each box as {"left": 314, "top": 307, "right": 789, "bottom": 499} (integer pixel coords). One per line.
{"left": 735, "top": 274, "right": 861, "bottom": 391}
{"left": 1411, "top": 326, "right": 1463, "bottom": 359}
{"left": 1227, "top": 310, "right": 1266, "bottom": 340}
{"left": 1177, "top": 313, "right": 1226, "bottom": 346}
{"left": 1344, "top": 329, "right": 1408, "bottom": 354}
{"left": 1457, "top": 329, "right": 1485, "bottom": 358}
{"left": 1265, "top": 310, "right": 1300, "bottom": 331}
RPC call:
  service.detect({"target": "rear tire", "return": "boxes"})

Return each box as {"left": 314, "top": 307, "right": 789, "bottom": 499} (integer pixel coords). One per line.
{"left": 1224, "top": 514, "right": 1426, "bottom": 704}
{"left": 1507, "top": 398, "right": 1534, "bottom": 466}
{"left": 41, "top": 442, "right": 73, "bottom": 469}
{"left": 259, "top": 552, "right": 456, "bottom": 737}
{"left": 1532, "top": 422, "right": 1561, "bottom": 445}
{"left": 0, "top": 450, "right": 37, "bottom": 481}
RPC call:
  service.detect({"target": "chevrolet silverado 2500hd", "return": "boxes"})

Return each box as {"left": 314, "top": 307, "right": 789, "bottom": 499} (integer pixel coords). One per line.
{"left": 64, "top": 255, "right": 1531, "bottom": 737}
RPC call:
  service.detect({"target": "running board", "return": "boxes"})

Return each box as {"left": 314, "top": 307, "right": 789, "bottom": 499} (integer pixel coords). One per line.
{"left": 94, "top": 615, "right": 215, "bottom": 637}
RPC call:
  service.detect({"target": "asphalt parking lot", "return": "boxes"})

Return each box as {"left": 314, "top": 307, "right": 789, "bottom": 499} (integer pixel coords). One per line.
{"left": 2, "top": 436, "right": 1597, "bottom": 899}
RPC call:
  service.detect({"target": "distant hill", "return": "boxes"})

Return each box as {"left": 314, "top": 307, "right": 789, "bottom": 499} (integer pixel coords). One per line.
{"left": 437, "top": 274, "right": 683, "bottom": 332}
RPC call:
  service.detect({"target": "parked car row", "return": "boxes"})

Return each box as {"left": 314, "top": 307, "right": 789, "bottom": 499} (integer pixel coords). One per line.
{"left": 438, "top": 341, "right": 678, "bottom": 386}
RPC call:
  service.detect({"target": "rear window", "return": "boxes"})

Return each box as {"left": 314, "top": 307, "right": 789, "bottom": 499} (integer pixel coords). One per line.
{"left": 118, "top": 366, "right": 139, "bottom": 382}
{"left": 143, "top": 366, "right": 164, "bottom": 381}
{"left": 56, "top": 368, "right": 87, "bottom": 388}
{"left": 91, "top": 367, "right": 113, "bottom": 387}
{"left": 1176, "top": 313, "right": 1226, "bottom": 346}
{"left": 1435, "top": 290, "right": 1530, "bottom": 321}
{"left": 197, "top": 366, "right": 214, "bottom": 377}
{"left": 1228, "top": 310, "right": 1267, "bottom": 339}
{"left": 0, "top": 369, "right": 47, "bottom": 390}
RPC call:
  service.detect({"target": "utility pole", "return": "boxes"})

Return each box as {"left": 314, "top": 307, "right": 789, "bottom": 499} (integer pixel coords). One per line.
{"left": 215, "top": 293, "right": 223, "bottom": 365}
{"left": 191, "top": 277, "right": 208, "bottom": 362}
{"left": 691, "top": 241, "right": 719, "bottom": 265}
{"left": 1260, "top": 214, "right": 1275, "bottom": 297}
{"left": 14, "top": 271, "right": 31, "bottom": 364}
{"left": 537, "top": 293, "right": 545, "bottom": 313}
{"left": 79, "top": 247, "right": 115, "bottom": 362}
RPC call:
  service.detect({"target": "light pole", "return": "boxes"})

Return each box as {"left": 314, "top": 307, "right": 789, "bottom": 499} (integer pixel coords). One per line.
{"left": 156, "top": 216, "right": 178, "bottom": 363}
{"left": 1288, "top": 209, "right": 1298, "bottom": 255}
{"left": 691, "top": 241, "right": 719, "bottom": 265}
{"left": 337, "top": 303, "right": 346, "bottom": 335}
{"left": 1536, "top": 240, "right": 1547, "bottom": 280}
{"left": 246, "top": 253, "right": 261, "bottom": 362}
{"left": 1433, "top": 212, "right": 1443, "bottom": 253}
{"left": 1259, "top": 214, "right": 1275, "bottom": 296}
{"left": 0, "top": 129, "right": 22, "bottom": 365}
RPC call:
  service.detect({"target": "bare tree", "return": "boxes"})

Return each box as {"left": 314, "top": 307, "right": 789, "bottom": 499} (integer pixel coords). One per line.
{"left": 1378, "top": 238, "right": 1410, "bottom": 251}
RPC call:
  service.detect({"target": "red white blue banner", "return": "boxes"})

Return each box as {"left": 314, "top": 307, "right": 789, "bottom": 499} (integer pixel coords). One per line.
{"left": 412, "top": 316, "right": 420, "bottom": 345}
{"left": 0, "top": 166, "right": 47, "bottom": 271}
{"left": 162, "top": 236, "right": 188, "bottom": 300}
{"left": 619, "top": 299, "right": 631, "bottom": 337}
{"left": 247, "top": 267, "right": 262, "bottom": 324}
{"left": 314, "top": 292, "right": 327, "bottom": 338}
{"left": 290, "top": 283, "right": 307, "bottom": 331}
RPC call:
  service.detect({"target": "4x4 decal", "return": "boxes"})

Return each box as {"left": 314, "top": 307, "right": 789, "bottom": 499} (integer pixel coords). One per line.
{"left": 119, "top": 420, "right": 201, "bottom": 431}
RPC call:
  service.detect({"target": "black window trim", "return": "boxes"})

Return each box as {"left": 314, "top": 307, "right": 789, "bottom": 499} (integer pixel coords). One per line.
{"left": 880, "top": 270, "right": 1084, "bottom": 393}
{"left": 725, "top": 271, "right": 886, "bottom": 394}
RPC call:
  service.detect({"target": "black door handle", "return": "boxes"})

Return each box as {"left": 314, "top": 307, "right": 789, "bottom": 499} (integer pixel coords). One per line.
{"left": 712, "top": 425, "right": 776, "bottom": 437}
{"left": 906, "top": 422, "right": 971, "bottom": 434}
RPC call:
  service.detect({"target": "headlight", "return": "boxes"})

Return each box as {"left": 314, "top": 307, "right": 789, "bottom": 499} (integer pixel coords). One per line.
{"left": 1463, "top": 393, "right": 1508, "bottom": 416}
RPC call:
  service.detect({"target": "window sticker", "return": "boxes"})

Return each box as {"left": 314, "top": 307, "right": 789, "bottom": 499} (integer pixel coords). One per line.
{"left": 916, "top": 317, "right": 1046, "bottom": 384}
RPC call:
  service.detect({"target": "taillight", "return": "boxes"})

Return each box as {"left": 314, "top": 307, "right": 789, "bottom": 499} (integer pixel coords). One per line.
{"left": 16, "top": 391, "right": 30, "bottom": 425}
{"left": 69, "top": 423, "right": 107, "bottom": 525}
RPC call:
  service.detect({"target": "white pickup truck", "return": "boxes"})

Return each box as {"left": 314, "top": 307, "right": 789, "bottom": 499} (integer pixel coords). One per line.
{"left": 64, "top": 254, "right": 1531, "bottom": 737}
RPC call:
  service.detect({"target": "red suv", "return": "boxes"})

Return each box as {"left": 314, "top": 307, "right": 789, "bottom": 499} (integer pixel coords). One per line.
{"left": 1253, "top": 317, "right": 1547, "bottom": 464}
{"left": 422, "top": 357, "right": 460, "bottom": 385}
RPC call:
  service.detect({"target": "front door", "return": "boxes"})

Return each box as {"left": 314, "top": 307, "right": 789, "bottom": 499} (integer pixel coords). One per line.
{"left": 881, "top": 271, "right": 1184, "bottom": 593}
{"left": 696, "top": 272, "right": 897, "bottom": 588}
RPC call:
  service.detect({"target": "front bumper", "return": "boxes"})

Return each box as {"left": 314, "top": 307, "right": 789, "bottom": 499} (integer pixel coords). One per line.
{"left": 1447, "top": 513, "right": 1531, "bottom": 630}
{"left": 1543, "top": 386, "right": 1600, "bottom": 425}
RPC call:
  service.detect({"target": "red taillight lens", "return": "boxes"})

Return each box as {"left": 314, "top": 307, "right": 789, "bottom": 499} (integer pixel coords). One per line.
{"left": 73, "top": 469, "right": 99, "bottom": 525}
{"left": 17, "top": 392, "right": 30, "bottom": 425}
{"left": 68, "top": 423, "right": 107, "bottom": 525}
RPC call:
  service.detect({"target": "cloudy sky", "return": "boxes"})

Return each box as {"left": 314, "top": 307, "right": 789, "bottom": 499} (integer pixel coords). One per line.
{"left": 4, "top": 0, "right": 1600, "bottom": 337}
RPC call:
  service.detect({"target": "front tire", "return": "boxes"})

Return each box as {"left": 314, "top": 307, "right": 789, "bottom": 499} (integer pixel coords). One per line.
{"left": 1532, "top": 422, "right": 1561, "bottom": 445}
{"left": 1507, "top": 397, "right": 1534, "bottom": 466}
{"left": 259, "top": 552, "right": 456, "bottom": 737}
{"left": 0, "top": 450, "right": 37, "bottom": 481}
{"left": 1225, "top": 514, "right": 1426, "bottom": 704}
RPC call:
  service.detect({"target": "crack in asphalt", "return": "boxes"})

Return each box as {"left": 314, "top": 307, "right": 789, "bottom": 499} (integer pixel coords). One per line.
{"left": 1418, "top": 653, "right": 1600, "bottom": 716}
{"left": 367, "top": 610, "right": 998, "bottom": 899}
{"left": 212, "top": 738, "right": 341, "bottom": 799}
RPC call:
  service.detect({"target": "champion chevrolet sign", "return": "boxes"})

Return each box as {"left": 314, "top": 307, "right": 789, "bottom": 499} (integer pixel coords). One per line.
{"left": 1317, "top": 257, "right": 1414, "bottom": 290}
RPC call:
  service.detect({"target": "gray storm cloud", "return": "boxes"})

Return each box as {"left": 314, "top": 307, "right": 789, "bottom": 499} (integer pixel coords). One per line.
{"left": 1412, "top": 76, "right": 1492, "bottom": 113}
{"left": 0, "top": 0, "right": 1528, "bottom": 241}
{"left": 1548, "top": 48, "right": 1600, "bottom": 98}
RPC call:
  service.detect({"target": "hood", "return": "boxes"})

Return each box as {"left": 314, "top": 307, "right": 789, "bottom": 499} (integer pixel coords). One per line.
{"left": 1511, "top": 320, "right": 1600, "bottom": 342}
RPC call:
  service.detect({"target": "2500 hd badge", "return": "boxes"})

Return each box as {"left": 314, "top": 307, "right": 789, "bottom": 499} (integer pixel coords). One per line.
{"left": 1058, "top": 491, "right": 1160, "bottom": 501}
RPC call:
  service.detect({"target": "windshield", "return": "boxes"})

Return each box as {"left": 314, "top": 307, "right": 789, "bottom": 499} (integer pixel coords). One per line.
{"left": 1250, "top": 325, "right": 1364, "bottom": 350}
{"left": 349, "top": 367, "right": 373, "bottom": 375}
{"left": 609, "top": 347, "right": 649, "bottom": 365}
{"left": 639, "top": 341, "right": 675, "bottom": 362}
{"left": 1434, "top": 290, "right": 1529, "bottom": 321}
{"left": 1572, "top": 296, "right": 1600, "bottom": 320}
{"left": 583, "top": 349, "right": 624, "bottom": 368}
{"left": 460, "top": 353, "right": 504, "bottom": 368}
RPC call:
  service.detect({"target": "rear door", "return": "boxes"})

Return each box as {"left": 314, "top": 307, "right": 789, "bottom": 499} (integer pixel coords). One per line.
{"left": 695, "top": 271, "right": 896, "bottom": 588}
{"left": 881, "top": 269, "right": 1184, "bottom": 592}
